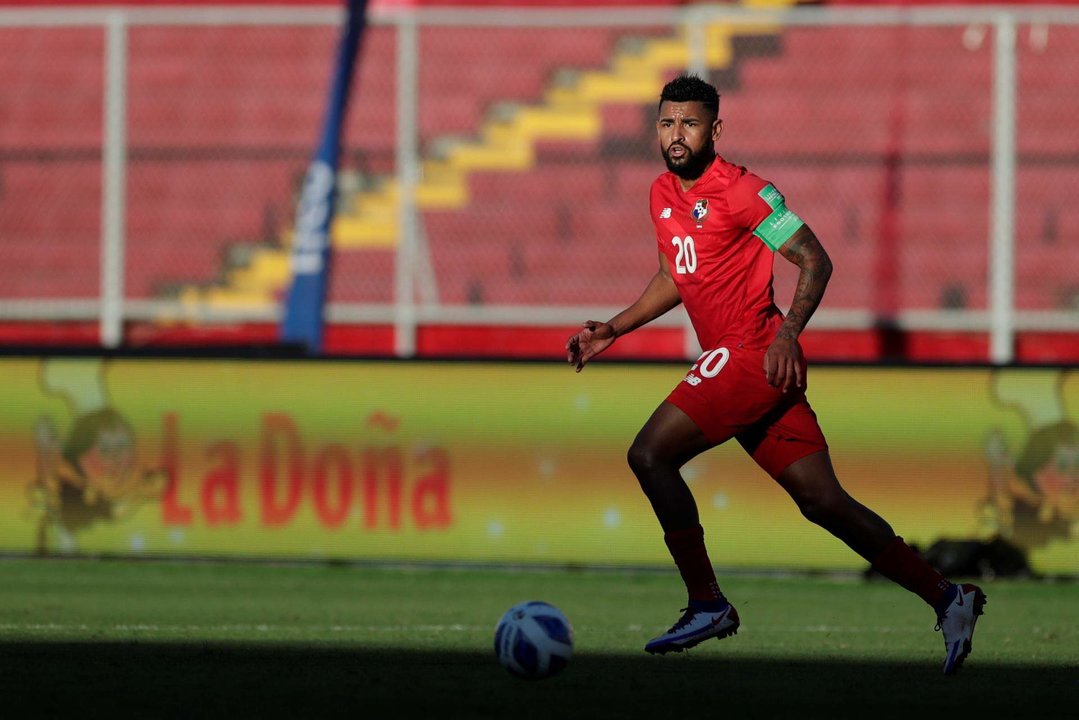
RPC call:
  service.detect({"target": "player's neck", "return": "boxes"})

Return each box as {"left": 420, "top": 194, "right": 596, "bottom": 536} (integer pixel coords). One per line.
{"left": 677, "top": 176, "right": 700, "bottom": 192}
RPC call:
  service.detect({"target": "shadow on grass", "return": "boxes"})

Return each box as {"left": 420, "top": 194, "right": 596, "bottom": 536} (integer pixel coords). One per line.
{"left": 1, "top": 642, "right": 1076, "bottom": 718}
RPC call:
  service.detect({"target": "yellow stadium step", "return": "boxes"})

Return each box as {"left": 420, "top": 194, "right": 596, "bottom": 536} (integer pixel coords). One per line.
{"left": 178, "top": 284, "right": 276, "bottom": 310}
{"left": 443, "top": 137, "right": 534, "bottom": 172}
{"left": 546, "top": 69, "right": 662, "bottom": 105}
{"left": 489, "top": 104, "right": 602, "bottom": 143}
{"left": 225, "top": 248, "right": 290, "bottom": 292}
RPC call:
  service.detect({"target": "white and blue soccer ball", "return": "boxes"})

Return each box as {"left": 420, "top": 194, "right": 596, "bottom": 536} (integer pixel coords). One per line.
{"left": 494, "top": 600, "right": 573, "bottom": 679}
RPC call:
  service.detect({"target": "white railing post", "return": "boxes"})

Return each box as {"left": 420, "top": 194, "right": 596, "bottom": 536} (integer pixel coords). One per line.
{"left": 683, "top": 6, "right": 707, "bottom": 361}
{"left": 685, "top": 5, "right": 709, "bottom": 79}
{"left": 989, "top": 12, "right": 1018, "bottom": 364}
{"left": 394, "top": 11, "right": 419, "bottom": 357}
{"left": 100, "top": 12, "right": 128, "bottom": 348}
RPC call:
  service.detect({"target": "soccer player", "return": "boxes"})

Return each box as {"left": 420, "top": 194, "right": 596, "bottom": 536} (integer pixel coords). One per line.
{"left": 565, "top": 75, "right": 985, "bottom": 674}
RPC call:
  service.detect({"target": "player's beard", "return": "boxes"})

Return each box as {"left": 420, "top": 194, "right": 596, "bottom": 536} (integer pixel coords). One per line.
{"left": 662, "top": 142, "right": 715, "bottom": 180}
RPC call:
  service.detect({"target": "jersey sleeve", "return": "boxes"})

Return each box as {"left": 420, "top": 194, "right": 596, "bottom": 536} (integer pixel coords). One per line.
{"left": 727, "top": 172, "right": 805, "bottom": 251}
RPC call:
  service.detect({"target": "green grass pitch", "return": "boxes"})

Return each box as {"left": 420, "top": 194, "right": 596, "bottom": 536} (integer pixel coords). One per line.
{"left": 0, "top": 558, "right": 1076, "bottom": 718}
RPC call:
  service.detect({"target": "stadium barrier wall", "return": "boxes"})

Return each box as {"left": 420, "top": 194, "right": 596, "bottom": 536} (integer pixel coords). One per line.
{"left": 4, "top": 354, "right": 1077, "bottom": 576}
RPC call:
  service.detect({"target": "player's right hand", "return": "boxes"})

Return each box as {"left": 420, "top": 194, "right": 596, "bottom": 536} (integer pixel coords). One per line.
{"left": 763, "top": 335, "right": 805, "bottom": 393}
{"left": 566, "top": 321, "right": 616, "bottom": 373}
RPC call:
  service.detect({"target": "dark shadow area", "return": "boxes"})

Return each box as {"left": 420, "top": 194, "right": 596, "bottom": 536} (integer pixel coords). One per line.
{"left": 1, "top": 642, "right": 1075, "bottom": 719}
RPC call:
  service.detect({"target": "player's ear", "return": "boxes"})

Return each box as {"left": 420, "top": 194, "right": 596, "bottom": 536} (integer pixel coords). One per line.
{"left": 712, "top": 118, "right": 723, "bottom": 142}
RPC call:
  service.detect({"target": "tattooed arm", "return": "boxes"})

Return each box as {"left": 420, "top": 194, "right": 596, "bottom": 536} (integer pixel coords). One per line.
{"left": 765, "top": 225, "right": 833, "bottom": 392}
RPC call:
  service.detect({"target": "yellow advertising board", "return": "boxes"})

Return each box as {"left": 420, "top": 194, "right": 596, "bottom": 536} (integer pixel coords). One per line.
{"left": 3, "top": 357, "right": 1077, "bottom": 575}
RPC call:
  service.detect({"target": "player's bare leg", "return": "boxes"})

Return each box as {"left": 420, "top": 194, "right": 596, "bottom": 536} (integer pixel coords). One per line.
{"left": 773, "top": 450, "right": 895, "bottom": 561}
{"left": 628, "top": 403, "right": 740, "bottom": 654}
{"left": 627, "top": 402, "right": 713, "bottom": 533}
{"left": 775, "top": 451, "right": 986, "bottom": 674}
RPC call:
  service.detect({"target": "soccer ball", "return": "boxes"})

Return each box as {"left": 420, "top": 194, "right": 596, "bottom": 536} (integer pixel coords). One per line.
{"left": 494, "top": 600, "right": 573, "bottom": 679}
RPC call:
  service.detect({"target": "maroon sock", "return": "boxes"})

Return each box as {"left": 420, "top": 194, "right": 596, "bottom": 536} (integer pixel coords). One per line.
{"left": 664, "top": 524, "right": 723, "bottom": 603}
{"left": 872, "top": 535, "right": 952, "bottom": 609}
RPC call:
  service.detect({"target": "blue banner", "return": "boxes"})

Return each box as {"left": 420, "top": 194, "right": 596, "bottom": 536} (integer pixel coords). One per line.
{"left": 280, "top": 0, "right": 369, "bottom": 352}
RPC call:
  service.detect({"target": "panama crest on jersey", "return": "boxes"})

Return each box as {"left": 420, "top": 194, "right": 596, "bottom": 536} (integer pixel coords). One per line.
{"left": 692, "top": 199, "right": 709, "bottom": 225}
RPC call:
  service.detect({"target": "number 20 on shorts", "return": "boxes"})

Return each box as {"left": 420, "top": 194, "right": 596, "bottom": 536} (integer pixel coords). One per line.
{"left": 694, "top": 348, "right": 730, "bottom": 377}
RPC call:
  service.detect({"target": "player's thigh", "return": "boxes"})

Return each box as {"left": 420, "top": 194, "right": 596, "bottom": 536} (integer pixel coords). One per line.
{"left": 630, "top": 401, "right": 714, "bottom": 469}
{"left": 773, "top": 449, "right": 843, "bottom": 501}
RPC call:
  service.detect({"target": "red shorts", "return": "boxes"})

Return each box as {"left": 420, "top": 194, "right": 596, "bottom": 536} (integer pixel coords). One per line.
{"left": 665, "top": 345, "right": 828, "bottom": 478}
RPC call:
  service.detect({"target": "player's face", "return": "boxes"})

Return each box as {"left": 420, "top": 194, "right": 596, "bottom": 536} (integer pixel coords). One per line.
{"left": 657, "top": 101, "right": 721, "bottom": 180}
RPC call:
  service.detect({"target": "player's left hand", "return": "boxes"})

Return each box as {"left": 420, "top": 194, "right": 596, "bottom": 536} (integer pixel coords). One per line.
{"left": 566, "top": 321, "right": 616, "bottom": 373}
{"left": 764, "top": 336, "right": 805, "bottom": 393}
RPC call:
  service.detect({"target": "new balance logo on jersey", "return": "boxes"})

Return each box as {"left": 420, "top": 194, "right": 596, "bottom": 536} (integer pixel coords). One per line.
{"left": 683, "top": 374, "right": 702, "bottom": 386}
{"left": 660, "top": 208, "right": 672, "bottom": 219}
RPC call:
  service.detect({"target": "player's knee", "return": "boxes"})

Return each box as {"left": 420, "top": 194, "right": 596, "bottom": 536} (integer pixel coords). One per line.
{"left": 794, "top": 491, "right": 846, "bottom": 527}
{"left": 627, "top": 440, "right": 665, "bottom": 479}
{"left": 626, "top": 442, "right": 649, "bottom": 476}
{"left": 796, "top": 497, "right": 828, "bottom": 526}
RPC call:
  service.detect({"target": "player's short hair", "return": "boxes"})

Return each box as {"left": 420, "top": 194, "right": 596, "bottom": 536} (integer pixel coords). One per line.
{"left": 658, "top": 74, "right": 720, "bottom": 116}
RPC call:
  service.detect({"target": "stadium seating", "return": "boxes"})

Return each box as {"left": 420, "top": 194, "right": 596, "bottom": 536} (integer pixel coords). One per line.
{"left": 1, "top": 10, "right": 1076, "bottom": 318}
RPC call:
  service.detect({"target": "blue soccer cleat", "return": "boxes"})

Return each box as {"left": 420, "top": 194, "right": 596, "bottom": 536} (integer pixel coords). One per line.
{"left": 645, "top": 600, "right": 740, "bottom": 654}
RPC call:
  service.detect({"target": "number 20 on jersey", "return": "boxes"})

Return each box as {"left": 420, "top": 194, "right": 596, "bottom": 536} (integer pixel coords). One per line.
{"left": 672, "top": 235, "right": 697, "bottom": 274}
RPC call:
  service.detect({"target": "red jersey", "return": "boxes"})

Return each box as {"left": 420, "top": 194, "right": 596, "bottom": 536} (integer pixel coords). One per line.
{"left": 650, "top": 155, "right": 805, "bottom": 351}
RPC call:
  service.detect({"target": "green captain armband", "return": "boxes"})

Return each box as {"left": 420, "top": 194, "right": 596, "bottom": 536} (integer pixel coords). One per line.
{"left": 753, "top": 184, "right": 805, "bottom": 251}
